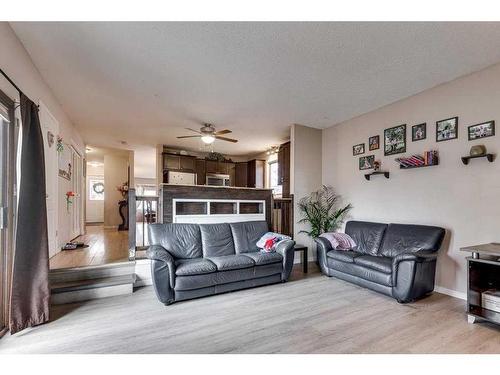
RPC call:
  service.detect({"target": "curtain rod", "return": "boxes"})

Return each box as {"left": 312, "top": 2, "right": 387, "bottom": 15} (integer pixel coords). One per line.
{"left": 0, "top": 68, "right": 25, "bottom": 97}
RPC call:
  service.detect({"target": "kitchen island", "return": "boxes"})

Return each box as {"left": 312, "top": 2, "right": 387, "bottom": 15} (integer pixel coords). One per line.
{"left": 159, "top": 184, "right": 273, "bottom": 226}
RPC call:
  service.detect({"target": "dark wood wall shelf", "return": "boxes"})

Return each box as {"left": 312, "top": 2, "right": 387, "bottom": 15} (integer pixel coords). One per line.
{"left": 399, "top": 163, "right": 439, "bottom": 170}
{"left": 461, "top": 154, "right": 495, "bottom": 165}
{"left": 364, "top": 171, "right": 389, "bottom": 181}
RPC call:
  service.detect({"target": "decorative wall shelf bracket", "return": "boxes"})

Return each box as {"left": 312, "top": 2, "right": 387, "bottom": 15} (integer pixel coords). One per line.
{"left": 364, "top": 171, "right": 390, "bottom": 181}
{"left": 461, "top": 153, "right": 495, "bottom": 165}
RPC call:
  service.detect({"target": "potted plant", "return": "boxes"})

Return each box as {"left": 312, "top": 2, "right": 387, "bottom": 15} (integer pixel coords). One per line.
{"left": 297, "top": 185, "right": 352, "bottom": 238}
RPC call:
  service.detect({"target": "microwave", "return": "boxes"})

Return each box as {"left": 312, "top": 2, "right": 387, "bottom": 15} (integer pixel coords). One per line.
{"left": 206, "top": 173, "right": 230, "bottom": 186}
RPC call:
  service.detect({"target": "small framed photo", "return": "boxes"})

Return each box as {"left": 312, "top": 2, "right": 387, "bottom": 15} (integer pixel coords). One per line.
{"left": 384, "top": 124, "right": 406, "bottom": 156}
{"left": 369, "top": 135, "right": 380, "bottom": 151}
{"left": 468, "top": 120, "right": 495, "bottom": 141}
{"left": 436, "top": 117, "right": 458, "bottom": 142}
{"left": 412, "top": 123, "right": 426, "bottom": 142}
{"left": 353, "top": 143, "right": 365, "bottom": 156}
{"left": 359, "top": 155, "right": 375, "bottom": 170}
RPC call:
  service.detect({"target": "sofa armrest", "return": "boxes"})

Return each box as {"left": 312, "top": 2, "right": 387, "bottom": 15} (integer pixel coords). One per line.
{"left": 275, "top": 239, "right": 296, "bottom": 281}
{"left": 392, "top": 250, "right": 439, "bottom": 303}
{"left": 314, "top": 237, "right": 332, "bottom": 276}
{"left": 146, "top": 245, "right": 176, "bottom": 305}
{"left": 393, "top": 250, "right": 438, "bottom": 265}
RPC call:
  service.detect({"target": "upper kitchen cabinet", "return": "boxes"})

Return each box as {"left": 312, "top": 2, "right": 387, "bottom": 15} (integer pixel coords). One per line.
{"left": 195, "top": 159, "right": 206, "bottom": 185}
{"left": 162, "top": 153, "right": 196, "bottom": 172}
{"left": 277, "top": 141, "right": 291, "bottom": 197}
{"left": 227, "top": 162, "right": 235, "bottom": 185}
{"left": 205, "top": 160, "right": 228, "bottom": 174}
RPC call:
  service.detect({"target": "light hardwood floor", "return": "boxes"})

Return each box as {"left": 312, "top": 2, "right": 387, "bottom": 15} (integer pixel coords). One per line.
{"left": 1, "top": 264, "right": 499, "bottom": 353}
{"left": 49, "top": 225, "right": 129, "bottom": 270}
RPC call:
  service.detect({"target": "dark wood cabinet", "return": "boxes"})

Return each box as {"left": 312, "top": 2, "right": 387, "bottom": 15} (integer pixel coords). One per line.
{"left": 195, "top": 159, "right": 206, "bottom": 185}
{"left": 205, "top": 160, "right": 218, "bottom": 174}
{"left": 247, "top": 159, "right": 265, "bottom": 188}
{"left": 278, "top": 142, "right": 291, "bottom": 197}
{"left": 235, "top": 162, "right": 248, "bottom": 187}
{"left": 163, "top": 153, "right": 196, "bottom": 172}
{"left": 227, "top": 162, "right": 235, "bottom": 186}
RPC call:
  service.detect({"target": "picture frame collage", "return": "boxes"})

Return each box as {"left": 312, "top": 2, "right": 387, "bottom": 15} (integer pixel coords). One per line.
{"left": 353, "top": 116, "right": 496, "bottom": 170}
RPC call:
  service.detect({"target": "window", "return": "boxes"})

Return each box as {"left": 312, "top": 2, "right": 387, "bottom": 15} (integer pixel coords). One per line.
{"left": 88, "top": 177, "right": 104, "bottom": 201}
{"left": 268, "top": 160, "right": 282, "bottom": 196}
{"left": 0, "top": 89, "right": 16, "bottom": 337}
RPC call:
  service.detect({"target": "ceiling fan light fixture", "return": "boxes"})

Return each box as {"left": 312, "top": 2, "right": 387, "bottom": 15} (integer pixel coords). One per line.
{"left": 201, "top": 135, "right": 215, "bottom": 144}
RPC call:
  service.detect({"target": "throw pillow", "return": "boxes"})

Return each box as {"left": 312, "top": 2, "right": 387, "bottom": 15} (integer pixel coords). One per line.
{"left": 257, "top": 232, "right": 291, "bottom": 252}
{"left": 320, "top": 232, "right": 356, "bottom": 251}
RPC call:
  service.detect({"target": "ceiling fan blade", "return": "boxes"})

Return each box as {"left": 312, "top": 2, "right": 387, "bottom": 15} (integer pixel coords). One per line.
{"left": 214, "top": 129, "right": 232, "bottom": 135}
{"left": 177, "top": 135, "right": 202, "bottom": 139}
{"left": 215, "top": 136, "right": 238, "bottom": 143}
{"left": 185, "top": 128, "right": 202, "bottom": 134}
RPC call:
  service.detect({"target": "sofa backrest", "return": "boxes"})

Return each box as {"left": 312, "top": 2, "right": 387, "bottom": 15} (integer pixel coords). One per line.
{"left": 200, "top": 223, "right": 236, "bottom": 257}
{"left": 378, "top": 223, "right": 445, "bottom": 257}
{"left": 229, "top": 221, "right": 269, "bottom": 253}
{"left": 345, "top": 221, "right": 388, "bottom": 256}
{"left": 148, "top": 223, "right": 203, "bottom": 259}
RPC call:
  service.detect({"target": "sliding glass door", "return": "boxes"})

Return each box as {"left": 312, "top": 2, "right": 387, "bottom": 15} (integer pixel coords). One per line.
{"left": 0, "top": 90, "right": 15, "bottom": 337}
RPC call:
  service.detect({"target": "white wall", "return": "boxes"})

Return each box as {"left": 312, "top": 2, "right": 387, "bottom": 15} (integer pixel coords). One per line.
{"left": 0, "top": 23, "right": 84, "bottom": 252}
{"left": 291, "top": 124, "right": 323, "bottom": 260}
{"left": 322, "top": 62, "right": 500, "bottom": 297}
{"left": 86, "top": 164, "right": 104, "bottom": 223}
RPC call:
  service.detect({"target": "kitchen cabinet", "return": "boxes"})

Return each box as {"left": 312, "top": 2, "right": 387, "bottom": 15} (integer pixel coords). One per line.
{"left": 227, "top": 162, "right": 235, "bottom": 185}
{"left": 163, "top": 153, "right": 196, "bottom": 172}
{"left": 235, "top": 162, "right": 248, "bottom": 187}
{"left": 277, "top": 141, "right": 291, "bottom": 197}
{"left": 247, "top": 159, "right": 265, "bottom": 188}
{"left": 205, "top": 160, "right": 218, "bottom": 174}
{"left": 195, "top": 159, "right": 206, "bottom": 185}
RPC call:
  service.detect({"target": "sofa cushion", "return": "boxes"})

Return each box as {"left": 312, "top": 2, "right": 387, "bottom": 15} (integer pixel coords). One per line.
{"left": 229, "top": 221, "right": 269, "bottom": 253}
{"left": 353, "top": 255, "right": 392, "bottom": 274}
{"left": 207, "top": 254, "right": 255, "bottom": 271}
{"left": 174, "top": 274, "right": 217, "bottom": 291}
{"left": 379, "top": 223, "right": 446, "bottom": 258}
{"left": 175, "top": 258, "right": 217, "bottom": 276}
{"left": 345, "top": 221, "right": 388, "bottom": 256}
{"left": 329, "top": 260, "right": 393, "bottom": 287}
{"left": 242, "top": 251, "right": 283, "bottom": 265}
{"left": 326, "top": 250, "right": 360, "bottom": 263}
{"left": 200, "top": 223, "right": 236, "bottom": 257}
{"left": 148, "top": 223, "right": 202, "bottom": 259}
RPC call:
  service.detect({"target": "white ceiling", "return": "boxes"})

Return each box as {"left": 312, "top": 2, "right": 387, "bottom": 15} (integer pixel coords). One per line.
{"left": 10, "top": 22, "right": 500, "bottom": 156}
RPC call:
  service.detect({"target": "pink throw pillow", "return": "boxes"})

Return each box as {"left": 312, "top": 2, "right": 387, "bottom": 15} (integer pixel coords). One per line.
{"left": 320, "top": 232, "right": 356, "bottom": 251}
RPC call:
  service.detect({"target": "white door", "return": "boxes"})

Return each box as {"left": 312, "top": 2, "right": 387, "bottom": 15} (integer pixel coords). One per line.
{"left": 39, "top": 102, "right": 59, "bottom": 258}
{"left": 70, "top": 147, "right": 83, "bottom": 239}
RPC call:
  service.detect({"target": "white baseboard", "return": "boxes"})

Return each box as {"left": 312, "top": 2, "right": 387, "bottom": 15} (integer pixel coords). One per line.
{"left": 435, "top": 286, "right": 466, "bottom": 300}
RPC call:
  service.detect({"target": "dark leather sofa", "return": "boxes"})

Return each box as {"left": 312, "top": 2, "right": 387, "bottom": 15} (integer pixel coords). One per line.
{"left": 315, "top": 221, "right": 445, "bottom": 303}
{"left": 147, "top": 221, "right": 295, "bottom": 305}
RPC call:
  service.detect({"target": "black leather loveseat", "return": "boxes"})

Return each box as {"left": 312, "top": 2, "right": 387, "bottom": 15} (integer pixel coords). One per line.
{"left": 315, "top": 221, "right": 445, "bottom": 303}
{"left": 147, "top": 221, "right": 295, "bottom": 305}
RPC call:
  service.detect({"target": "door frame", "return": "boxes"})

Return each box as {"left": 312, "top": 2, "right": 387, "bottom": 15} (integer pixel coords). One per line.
{"left": 0, "top": 89, "right": 17, "bottom": 337}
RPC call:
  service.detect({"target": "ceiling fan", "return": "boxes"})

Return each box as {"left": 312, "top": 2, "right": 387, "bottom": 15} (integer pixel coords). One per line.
{"left": 177, "top": 123, "right": 238, "bottom": 144}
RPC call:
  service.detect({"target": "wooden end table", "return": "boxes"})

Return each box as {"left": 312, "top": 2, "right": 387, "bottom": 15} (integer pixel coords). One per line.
{"left": 294, "top": 245, "right": 308, "bottom": 273}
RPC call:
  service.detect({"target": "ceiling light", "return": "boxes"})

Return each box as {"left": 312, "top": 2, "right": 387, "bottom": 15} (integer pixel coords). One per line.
{"left": 201, "top": 135, "right": 215, "bottom": 144}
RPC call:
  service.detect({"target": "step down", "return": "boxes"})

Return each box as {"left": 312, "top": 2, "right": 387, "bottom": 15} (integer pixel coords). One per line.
{"left": 51, "top": 274, "right": 136, "bottom": 305}
{"left": 49, "top": 260, "right": 135, "bottom": 284}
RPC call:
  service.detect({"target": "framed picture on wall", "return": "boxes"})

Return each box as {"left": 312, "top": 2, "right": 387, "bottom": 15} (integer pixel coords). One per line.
{"left": 353, "top": 143, "right": 365, "bottom": 156}
{"left": 359, "top": 155, "right": 375, "bottom": 170}
{"left": 412, "top": 123, "right": 426, "bottom": 141}
{"left": 384, "top": 124, "right": 406, "bottom": 156}
{"left": 369, "top": 135, "right": 380, "bottom": 151}
{"left": 436, "top": 116, "right": 458, "bottom": 142}
{"left": 468, "top": 120, "right": 495, "bottom": 141}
